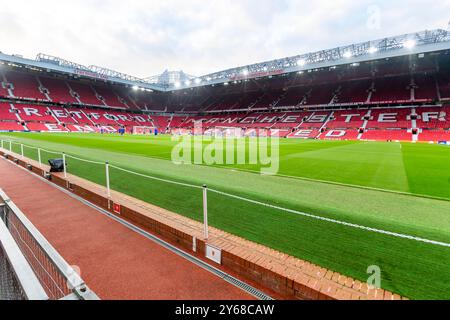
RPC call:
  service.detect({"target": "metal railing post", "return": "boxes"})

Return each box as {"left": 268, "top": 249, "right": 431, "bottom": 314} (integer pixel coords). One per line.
{"left": 21, "top": 144, "right": 24, "bottom": 159}
{"left": 105, "top": 162, "right": 111, "bottom": 209}
{"left": 38, "top": 148, "right": 42, "bottom": 169}
{"left": 62, "top": 153, "right": 67, "bottom": 178}
{"left": 203, "top": 184, "right": 209, "bottom": 240}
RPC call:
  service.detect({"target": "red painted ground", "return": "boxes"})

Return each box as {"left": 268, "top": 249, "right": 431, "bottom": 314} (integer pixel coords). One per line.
{"left": 0, "top": 158, "right": 255, "bottom": 300}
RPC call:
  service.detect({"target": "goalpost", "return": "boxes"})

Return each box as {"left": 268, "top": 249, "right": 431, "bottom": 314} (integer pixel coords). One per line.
{"left": 132, "top": 126, "right": 157, "bottom": 135}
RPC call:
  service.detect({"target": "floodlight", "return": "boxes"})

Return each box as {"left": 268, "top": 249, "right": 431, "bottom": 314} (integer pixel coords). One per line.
{"left": 132, "top": 85, "right": 139, "bottom": 91}
{"left": 297, "top": 59, "right": 306, "bottom": 66}
{"left": 368, "top": 47, "right": 378, "bottom": 54}
{"left": 242, "top": 69, "right": 249, "bottom": 76}
{"left": 185, "top": 80, "right": 191, "bottom": 86}
{"left": 174, "top": 82, "right": 181, "bottom": 88}
{"left": 343, "top": 51, "right": 353, "bottom": 58}
{"left": 195, "top": 78, "right": 201, "bottom": 84}
{"left": 403, "top": 40, "right": 416, "bottom": 49}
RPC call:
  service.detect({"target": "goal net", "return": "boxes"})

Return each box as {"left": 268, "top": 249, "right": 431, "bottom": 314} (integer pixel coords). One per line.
{"left": 132, "top": 126, "right": 157, "bottom": 135}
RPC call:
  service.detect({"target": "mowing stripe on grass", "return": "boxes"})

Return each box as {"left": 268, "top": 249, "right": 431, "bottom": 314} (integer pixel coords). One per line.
{"left": 109, "top": 164, "right": 204, "bottom": 190}
{"left": 3, "top": 141, "right": 450, "bottom": 249}
{"left": 208, "top": 188, "right": 450, "bottom": 248}
{"left": 66, "top": 154, "right": 105, "bottom": 165}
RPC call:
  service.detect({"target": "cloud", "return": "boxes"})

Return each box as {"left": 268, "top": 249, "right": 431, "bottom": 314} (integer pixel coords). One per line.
{"left": 0, "top": 0, "right": 448, "bottom": 78}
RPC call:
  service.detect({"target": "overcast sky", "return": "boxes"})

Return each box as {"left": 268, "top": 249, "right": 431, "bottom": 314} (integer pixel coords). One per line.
{"left": 0, "top": 0, "right": 449, "bottom": 78}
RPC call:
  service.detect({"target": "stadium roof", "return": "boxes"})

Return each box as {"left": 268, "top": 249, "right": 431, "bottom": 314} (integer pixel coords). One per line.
{"left": 0, "top": 29, "right": 449, "bottom": 93}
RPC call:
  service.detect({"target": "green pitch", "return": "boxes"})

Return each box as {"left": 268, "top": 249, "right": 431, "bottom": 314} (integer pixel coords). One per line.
{"left": 1, "top": 132, "right": 450, "bottom": 300}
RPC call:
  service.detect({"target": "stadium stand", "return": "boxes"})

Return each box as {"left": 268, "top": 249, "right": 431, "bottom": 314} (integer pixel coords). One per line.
{"left": 5, "top": 71, "right": 48, "bottom": 101}
{"left": 39, "top": 76, "right": 79, "bottom": 104}
{"left": 0, "top": 102, "right": 19, "bottom": 121}
{"left": 68, "top": 81, "right": 104, "bottom": 106}
{"left": 1, "top": 48, "right": 449, "bottom": 142}
{"left": 93, "top": 85, "right": 129, "bottom": 109}
{"left": 13, "top": 104, "right": 57, "bottom": 123}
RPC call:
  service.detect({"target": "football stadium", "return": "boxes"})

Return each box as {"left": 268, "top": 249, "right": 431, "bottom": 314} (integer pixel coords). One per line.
{"left": 0, "top": 4, "right": 449, "bottom": 305}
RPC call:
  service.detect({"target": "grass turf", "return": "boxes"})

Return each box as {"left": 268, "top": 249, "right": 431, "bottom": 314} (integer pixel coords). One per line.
{"left": 1, "top": 132, "right": 449, "bottom": 299}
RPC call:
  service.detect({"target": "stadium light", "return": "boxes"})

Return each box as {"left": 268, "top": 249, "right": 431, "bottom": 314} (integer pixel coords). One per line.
{"left": 368, "top": 47, "right": 378, "bottom": 54}
{"left": 343, "top": 51, "right": 353, "bottom": 58}
{"left": 195, "top": 78, "right": 202, "bottom": 85}
{"left": 403, "top": 40, "right": 416, "bottom": 49}
{"left": 174, "top": 82, "right": 181, "bottom": 88}
{"left": 132, "top": 85, "right": 139, "bottom": 91}
{"left": 185, "top": 80, "right": 191, "bottom": 86}
{"left": 297, "top": 59, "right": 306, "bottom": 67}
{"left": 242, "top": 69, "right": 249, "bottom": 76}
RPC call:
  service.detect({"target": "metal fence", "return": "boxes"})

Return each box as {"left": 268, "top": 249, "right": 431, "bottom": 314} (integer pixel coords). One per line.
{"left": 0, "top": 189, "right": 99, "bottom": 300}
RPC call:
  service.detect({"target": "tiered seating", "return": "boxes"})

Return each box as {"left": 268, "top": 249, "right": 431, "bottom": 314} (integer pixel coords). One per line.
{"left": 275, "top": 88, "right": 306, "bottom": 108}
{"left": 206, "top": 93, "right": 242, "bottom": 111}
{"left": 93, "top": 85, "right": 128, "bottom": 108}
{"left": 305, "top": 84, "right": 336, "bottom": 105}
{"left": 26, "top": 122, "right": 68, "bottom": 132}
{"left": 209, "top": 114, "right": 245, "bottom": 128}
{"left": 232, "top": 91, "right": 262, "bottom": 110}
{"left": 271, "top": 112, "right": 309, "bottom": 129}
{"left": 371, "top": 76, "right": 411, "bottom": 103}
{"left": 419, "top": 130, "right": 450, "bottom": 142}
{"left": 252, "top": 90, "right": 283, "bottom": 109}
{"left": 13, "top": 104, "right": 57, "bottom": 123}
{"left": 437, "top": 73, "right": 450, "bottom": 100}
{"left": 241, "top": 112, "right": 285, "bottom": 128}
{"left": 50, "top": 107, "right": 79, "bottom": 124}
{"left": 0, "top": 121, "right": 24, "bottom": 131}
{"left": 297, "top": 112, "right": 331, "bottom": 129}
{"left": 361, "top": 129, "right": 412, "bottom": 141}
{"left": 287, "top": 128, "right": 320, "bottom": 139}
{"left": 66, "top": 108, "right": 96, "bottom": 124}
{"left": 40, "top": 77, "right": 79, "bottom": 103}
{"left": 6, "top": 72, "right": 48, "bottom": 100}
{"left": 320, "top": 129, "right": 360, "bottom": 140}
{"left": 82, "top": 109, "right": 119, "bottom": 125}
{"left": 169, "top": 116, "right": 187, "bottom": 127}
{"left": 0, "top": 80, "right": 11, "bottom": 98}
{"left": 415, "top": 106, "right": 450, "bottom": 129}
{"left": 366, "top": 108, "right": 412, "bottom": 129}
{"left": 68, "top": 82, "right": 103, "bottom": 106}
{"left": 414, "top": 74, "right": 438, "bottom": 102}
{"left": 178, "top": 116, "right": 207, "bottom": 128}
{"left": 335, "top": 80, "right": 371, "bottom": 104}
{"left": 0, "top": 103, "right": 19, "bottom": 121}
{"left": 150, "top": 116, "right": 170, "bottom": 129}
{"left": 325, "top": 110, "right": 367, "bottom": 129}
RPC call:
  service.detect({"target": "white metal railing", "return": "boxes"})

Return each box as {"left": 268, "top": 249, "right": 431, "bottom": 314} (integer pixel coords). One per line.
{"left": 0, "top": 138, "right": 449, "bottom": 248}
{"left": 0, "top": 189, "right": 99, "bottom": 300}
{"left": 0, "top": 212, "right": 48, "bottom": 300}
